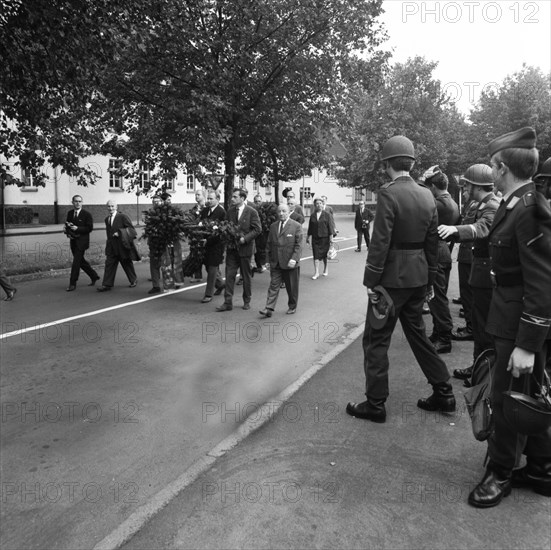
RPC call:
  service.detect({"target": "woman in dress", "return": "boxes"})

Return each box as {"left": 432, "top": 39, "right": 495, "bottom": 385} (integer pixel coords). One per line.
{"left": 306, "top": 197, "right": 335, "bottom": 279}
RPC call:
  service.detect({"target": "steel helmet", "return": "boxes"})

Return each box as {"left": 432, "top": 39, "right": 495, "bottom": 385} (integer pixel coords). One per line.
{"left": 381, "top": 136, "right": 415, "bottom": 161}
{"left": 460, "top": 164, "right": 494, "bottom": 187}
{"left": 535, "top": 158, "right": 551, "bottom": 179}
{"left": 503, "top": 375, "right": 551, "bottom": 435}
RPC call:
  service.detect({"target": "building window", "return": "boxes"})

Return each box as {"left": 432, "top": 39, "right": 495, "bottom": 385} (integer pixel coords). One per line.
{"left": 21, "top": 168, "right": 37, "bottom": 187}
{"left": 109, "top": 159, "right": 123, "bottom": 189}
{"left": 354, "top": 188, "right": 364, "bottom": 201}
{"left": 365, "top": 190, "right": 373, "bottom": 201}
{"left": 253, "top": 179, "right": 259, "bottom": 191}
{"left": 139, "top": 161, "right": 152, "bottom": 191}
{"left": 239, "top": 176, "right": 246, "bottom": 189}
{"left": 265, "top": 185, "right": 272, "bottom": 195}
{"left": 300, "top": 186, "right": 312, "bottom": 202}
{"left": 186, "top": 174, "right": 195, "bottom": 192}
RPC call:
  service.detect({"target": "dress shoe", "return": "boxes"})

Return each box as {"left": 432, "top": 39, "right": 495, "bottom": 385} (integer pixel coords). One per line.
{"left": 129, "top": 280, "right": 138, "bottom": 288}
{"left": 66, "top": 285, "right": 76, "bottom": 292}
{"left": 242, "top": 303, "right": 250, "bottom": 310}
{"left": 451, "top": 326, "right": 474, "bottom": 341}
{"left": 216, "top": 304, "right": 233, "bottom": 312}
{"left": 346, "top": 400, "right": 386, "bottom": 423}
{"left": 88, "top": 276, "right": 100, "bottom": 286}
{"left": 214, "top": 285, "right": 225, "bottom": 296}
{"left": 433, "top": 339, "right": 452, "bottom": 354}
{"left": 259, "top": 309, "right": 273, "bottom": 318}
{"left": 355, "top": 248, "right": 361, "bottom": 252}
{"left": 96, "top": 286, "right": 112, "bottom": 292}
{"left": 148, "top": 287, "right": 162, "bottom": 295}
{"left": 417, "top": 382, "right": 456, "bottom": 412}
{"left": 452, "top": 297, "right": 462, "bottom": 305}
{"left": 453, "top": 365, "right": 473, "bottom": 380}
{"left": 201, "top": 296, "right": 212, "bottom": 303}
{"left": 286, "top": 308, "right": 296, "bottom": 315}
{"left": 312, "top": 274, "right": 319, "bottom": 280}
{"left": 511, "top": 457, "right": 551, "bottom": 497}
{"left": 468, "top": 468, "right": 512, "bottom": 508}
{"left": 4, "top": 288, "right": 17, "bottom": 301}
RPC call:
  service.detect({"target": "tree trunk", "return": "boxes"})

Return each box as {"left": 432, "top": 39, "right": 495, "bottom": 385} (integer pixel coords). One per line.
{"left": 223, "top": 136, "right": 237, "bottom": 211}
{"left": 268, "top": 144, "right": 280, "bottom": 205}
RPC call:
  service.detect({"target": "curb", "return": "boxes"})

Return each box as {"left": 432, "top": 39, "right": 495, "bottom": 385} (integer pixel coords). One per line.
{"left": 92, "top": 323, "right": 365, "bottom": 550}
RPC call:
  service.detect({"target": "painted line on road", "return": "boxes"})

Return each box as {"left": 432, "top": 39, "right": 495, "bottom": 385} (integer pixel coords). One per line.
{"left": 93, "top": 322, "right": 365, "bottom": 550}
{"left": 1, "top": 240, "right": 359, "bottom": 341}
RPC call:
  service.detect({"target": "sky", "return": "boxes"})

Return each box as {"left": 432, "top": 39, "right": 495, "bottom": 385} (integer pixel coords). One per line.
{"left": 379, "top": 0, "right": 551, "bottom": 115}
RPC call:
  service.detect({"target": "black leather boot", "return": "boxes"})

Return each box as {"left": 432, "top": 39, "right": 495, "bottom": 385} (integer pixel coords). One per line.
{"left": 417, "top": 382, "right": 456, "bottom": 412}
{"left": 453, "top": 365, "right": 473, "bottom": 380}
{"left": 346, "top": 399, "right": 386, "bottom": 423}
{"left": 433, "top": 339, "right": 452, "bottom": 354}
{"left": 468, "top": 465, "right": 512, "bottom": 508}
{"left": 512, "top": 456, "right": 551, "bottom": 497}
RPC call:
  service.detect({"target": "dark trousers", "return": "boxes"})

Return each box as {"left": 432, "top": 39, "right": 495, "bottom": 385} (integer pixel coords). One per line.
{"left": 0, "top": 273, "right": 15, "bottom": 295}
{"left": 150, "top": 253, "right": 161, "bottom": 289}
{"left": 204, "top": 264, "right": 224, "bottom": 297}
{"left": 488, "top": 337, "right": 551, "bottom": 472}
{"left": 363, "top": 286, "right": 450, "bottom": 402}
{"left": 471, "top": 286, "right": 494, "bottom": 360}
{"left": 69, "top": 242, "right": 98, "bottom": 285}
{"left": 356, "top": 229, "right": 370, "bottom": 250}
{"left": 458, "top": 261, "right": 473, "bottom": 330}
{"left": 265, "top": 266, "right": 300, "bottom": 310}
{"left": 102, "top": 255, "right": 137, "bottom": 287}
{"left": 428, "top": 261, "right": 453, "bottom": 340}
{"left": 224, "top": 250, "right": 252, "bottom": 305}
{"left": 254, "top": 233, "right": 268, "bottom": 269}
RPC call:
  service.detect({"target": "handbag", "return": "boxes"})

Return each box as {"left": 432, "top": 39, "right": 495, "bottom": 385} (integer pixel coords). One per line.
{"left": 464, "top": 349, "right": 495, "bottom": 442}
{"left": 327, "top": 244, "right": 337, "bottom": 260}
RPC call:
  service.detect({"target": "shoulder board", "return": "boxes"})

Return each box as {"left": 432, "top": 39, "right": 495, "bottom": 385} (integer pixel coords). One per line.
{"left": 506, "top": 196, "right": 520, "bottom": 210}
{"left": 380, "top": 182, "right": 393, "bottom": 189}
{"left": 522, "top": 191, "right": 536, "bottom": 207}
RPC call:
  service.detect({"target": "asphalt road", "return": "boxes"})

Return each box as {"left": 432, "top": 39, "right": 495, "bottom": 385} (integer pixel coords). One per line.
{"left": 1, "top": 217, "right": 376, "bottom": 549}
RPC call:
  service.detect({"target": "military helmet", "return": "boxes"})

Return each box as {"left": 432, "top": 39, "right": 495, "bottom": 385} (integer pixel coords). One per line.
{"left": 460, "top": 164, "right": 494, "bottom": 187}
{"left": 535, "top": 157, "right": 551, "bottom": 179}
{"left": 381, "top": 136, "right": 415, "bottom": 161}
{"left": 502, "top": 374, "right": 551, "bottom": 436}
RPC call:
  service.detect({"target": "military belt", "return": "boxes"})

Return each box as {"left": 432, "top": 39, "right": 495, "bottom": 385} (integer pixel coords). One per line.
{"left": 391, "top": 242, "right": 424, "bottom": 250}
{"left": 490, "top": 270, "right": 523, "bottom": 287}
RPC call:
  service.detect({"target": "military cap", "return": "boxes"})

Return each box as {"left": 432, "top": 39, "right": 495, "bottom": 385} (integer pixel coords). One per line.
{"left": 535, "top": 157, "right": 551, "bottom": 179}
{"left": 488, "top": 126, "right": 537, "bottom": 157}
{"left": 460, "top": 164, "right": 494, "bottom": 187}
{"left": 367, "top": 286, "right": 395, "bottom": 329}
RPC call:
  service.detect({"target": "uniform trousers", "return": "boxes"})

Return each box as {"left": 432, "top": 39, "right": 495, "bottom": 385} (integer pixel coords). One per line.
{"left": 224, "top": 249, "right": 253, "bottom": 306}
{"left": 428, "top": 260, "right": 453, "bottom": 340}
{"left": 471, "top": 286, "right": 494, "bottom": 360}
{"left": 488, "top": 337, "right": 551, "bottom": 472}
{"left": 265, "top": 266, "right": 299, "bottom": 310}
{"left": 69, "top": 241, "right": 98, "bottom": 285}
{"left": 363, "top": 285, "right": 450, "bottom": 402}
{"left": 458, "top": 261, "right": 474, "bottom": 330}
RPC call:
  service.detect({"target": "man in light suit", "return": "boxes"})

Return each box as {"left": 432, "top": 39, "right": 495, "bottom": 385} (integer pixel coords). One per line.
{"left": 260, "top": 204, "right": 302, "bottom": 317}
{"left": 216, "top": 188, "right": 261, "bottom": 311}
{"left": 65, "top": 195, "right": 100, "bottom": 291}
{"left": 200, "top": 189, "right": 226, "bottom": 303}
{"left": 97, "top": 200, "right": 140, "bottom": 291}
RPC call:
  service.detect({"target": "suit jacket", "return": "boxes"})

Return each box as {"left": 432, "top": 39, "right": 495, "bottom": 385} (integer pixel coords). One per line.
{"left": 364, "top": 175, "right": 438, "bottom": 289}
{"left": 200, "top": 203, "right": 226, "bottom": 266}
{"left": 66, "top": 209, "right": 94, "bottom": 251}
{"left": 486, "top": 183, "right": 551, "bottom": 350}
{"left": 354, "top": 206, "right": 374, "bottom": 231}
{"left": 226, "top": 204, "right": 262, "bottom": 257}
{"left": 307, "top": 210, "right": 335, "bottom": 239}
{"left": 267, "top": 218, "right": 302, "bottom": 270}
{"left": 291, "top": 204, "right": 305, "bottom": 225}
{"left": 105, "top": 212, "right": 139, "bottom": 260}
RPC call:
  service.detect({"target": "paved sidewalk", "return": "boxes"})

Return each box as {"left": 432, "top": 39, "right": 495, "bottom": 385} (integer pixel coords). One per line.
{"left": 120, "top": 331, "right": 550, "bottom": 550}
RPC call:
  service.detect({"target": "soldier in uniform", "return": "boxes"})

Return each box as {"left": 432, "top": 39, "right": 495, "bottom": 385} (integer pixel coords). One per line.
{"left": 346, "top": 136, "right": 456, "bottom": 423}
{"left": 468, "top": 127, "right": 551, "bottom": 507}
{"left": 423, "top": 166, "right": 460, "bottom": 354}
{"left": 534, "top": 157, "right": 551, "bottom": 202}
{"left": 438, "top": 165, "right": 500, "bottom": 381}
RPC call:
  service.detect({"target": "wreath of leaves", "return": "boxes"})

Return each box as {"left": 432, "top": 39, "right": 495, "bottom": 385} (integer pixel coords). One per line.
{"left": 257, "top": 202, "right": 279, "bottom": 233}
{"left": 141, "top": 203, "right": 188, "bottom": 261}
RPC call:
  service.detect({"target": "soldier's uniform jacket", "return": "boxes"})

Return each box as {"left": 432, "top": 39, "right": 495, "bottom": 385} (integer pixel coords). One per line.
{"left": 486, "top": 182, "right": 551, "bottom": 351}
{"left": 454, "top": 193, "right": 500, "bottom": 288}
{"left": 364, "top": 175, "right": 438, "bottom": 289}
{"left": 435, "top": 192, "right": 460, "bottom": 265}
{"left": 456, "top": 199, "right": 479, "bottom": 264}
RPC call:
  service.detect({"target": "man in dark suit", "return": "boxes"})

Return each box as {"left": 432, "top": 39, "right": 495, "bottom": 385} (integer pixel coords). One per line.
{"left": 260, "top": 204, "right": 302, "bottom": 317}
{"left": 216, "top": 188, "right": 261, "bottom": 311}
{"left": 97, "top": 200, "right": 140, "bottom": 291}
{"left": 423, "top": 166, "right": 460, "bottom": 354}
{"left": 354, "top": 200, "right": 374, "bottom": 252}
{"left": 65, "top": 195, "right": 99, "bottom": 291}
{"left": 200, "top": 188, "right": 226, "bottom": 303}
{"left": 468, "top": 127, "right": 551, "bottom": 508}
{"left": 346, "top": 135, "right": 455, "bottom": 423}
{"left": 286, "top": 191, "right": 305, "bottom": 222}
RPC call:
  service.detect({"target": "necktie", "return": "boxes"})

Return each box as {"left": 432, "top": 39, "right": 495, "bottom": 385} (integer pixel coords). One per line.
{"left": 279, "top": 222, "right": 284, "bottom": 235}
